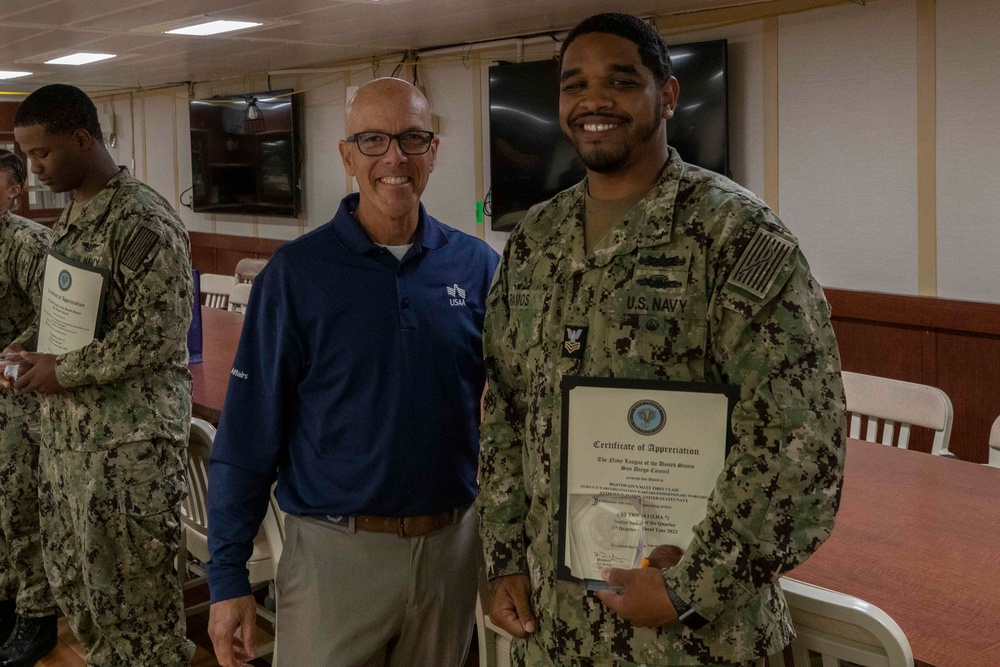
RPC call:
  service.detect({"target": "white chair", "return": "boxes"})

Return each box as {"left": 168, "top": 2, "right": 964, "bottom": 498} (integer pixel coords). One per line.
{"left": 228, "top": 282, "right": 252, "bottom": 314}
{"left": 768, "top": 578, "right": 913, "bottom": 667}
{"left": 235, "top": 257, "right": 267, "bottom": 284}
{"left": 475, "top": 572, "right": 513, "bottom": 667}
{"left": 200, "top": 273, "right": 236, "bottom": 310}
{"left": 841, "top": 371, "right": 954, "bottom": 457}
{"left": 179, "top": 418, "right": 277, "bottom": 656}
{"left": 989, "top": 415, "right": 1000, "bottom": 468}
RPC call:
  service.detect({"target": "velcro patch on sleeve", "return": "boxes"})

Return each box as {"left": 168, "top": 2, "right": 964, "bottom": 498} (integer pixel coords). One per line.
{"left": 121, "top": 226, "right": 160, "bottom": 271}
{"left": 726, "top": 228, "right": 795, "bottom": 300}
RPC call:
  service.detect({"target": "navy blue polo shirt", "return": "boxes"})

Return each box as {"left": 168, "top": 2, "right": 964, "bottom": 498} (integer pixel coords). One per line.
{"left": 207, "top": 194, "right": 499, "bottom": 602}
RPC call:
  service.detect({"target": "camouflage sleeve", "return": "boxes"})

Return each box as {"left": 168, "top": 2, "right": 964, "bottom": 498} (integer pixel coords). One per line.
{"left": 11, "top": 325, "right": 37, "bottom": 351}
{"left": 662, "top": 206, "right": 846, "bottom": 623}
{"left": 476, "top": 243, "right": 530, "bottom": 580}
{"left": 12, "top": 225, "right": 50, "bottom": 310}
{"left": 54, "top": 218, "right": 193, "bottom": 388}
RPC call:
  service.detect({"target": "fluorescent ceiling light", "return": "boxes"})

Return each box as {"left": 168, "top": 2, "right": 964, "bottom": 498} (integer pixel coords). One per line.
{"left": 166, "top": 20, "right": 262, "bottom": 36}
{"left": 0, "top": 71, "right": 31, "bottom": 79}
{"left": 45, "top": 53, "right": 116, "bottom": 66}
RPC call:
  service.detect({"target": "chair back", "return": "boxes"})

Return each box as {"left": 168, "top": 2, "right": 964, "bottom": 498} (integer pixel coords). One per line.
{"left": 235, "top": 258, "right": 267, "bottom": 284}
{"left": 989, "top": 415, "right": 1000, "bottom": 468}
{"left": 261, "top": 490, "right": 285, "bottom": 575}
{"left": 475, "top": 571, "right": 513, "bottom": 667}
{"left": 200, "top": 273, "right": 236, "bottom": 310}
{"left": 182, "top": 418, "right": 216, "bottom": 563}
{"left": 768, "top": 578, "right": 913, "bottom": 667}
{"left": 180, "top": 418, "right": 279, "bottom": 659}
{"left": 229, "top": 282, "right": 253, "bottom": 314}
{"left": 841, "top": 371, "right": 954, "bottom": 456}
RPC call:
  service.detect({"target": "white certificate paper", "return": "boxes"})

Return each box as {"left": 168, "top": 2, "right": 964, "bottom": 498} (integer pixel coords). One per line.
{"left": 36, "top": 251, "right": 109, "bottom": 355}
{"left": 557, "top": 377, "right": 738, "bottom": 585}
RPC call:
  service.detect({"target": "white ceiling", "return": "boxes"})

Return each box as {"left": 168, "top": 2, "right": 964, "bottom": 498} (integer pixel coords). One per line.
{"left": 0, "top": 0, "right": 765, "bottom": 93}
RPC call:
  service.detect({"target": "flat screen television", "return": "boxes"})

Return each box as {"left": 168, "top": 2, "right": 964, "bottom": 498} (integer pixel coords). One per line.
{"left": 189, "top": 89, "right": 300, "bottom": 217}
{"left": 488, "top": 39, "right": 728, "bottom": 231}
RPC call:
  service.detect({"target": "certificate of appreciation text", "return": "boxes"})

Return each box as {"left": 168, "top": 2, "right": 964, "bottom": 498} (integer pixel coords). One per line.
{"left": 557, "top": 377, "right": 738, "bottom": 586}
{"left": 36, "top": 251, "right": 109, "bottom": 355}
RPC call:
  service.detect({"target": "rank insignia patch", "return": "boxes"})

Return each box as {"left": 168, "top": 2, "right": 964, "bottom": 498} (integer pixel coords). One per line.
{"left": 727, "top": 228, "right": 795, "bottom": 299}
{"left": 562, "top": 325, "right": 588, "bottom": 359}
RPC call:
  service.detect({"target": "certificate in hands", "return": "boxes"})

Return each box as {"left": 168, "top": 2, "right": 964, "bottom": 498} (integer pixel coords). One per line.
{"left": 36, "top": 250, "right": 109, "bottom": 355}
{"left": 557, "top": 377, "right": 738, "bottom": 588}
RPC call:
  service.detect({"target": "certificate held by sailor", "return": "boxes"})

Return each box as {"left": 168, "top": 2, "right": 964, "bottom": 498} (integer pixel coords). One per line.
{"left": 557, "top": 376, "right": 738, "bottom": 584}
{"left": 36, "top": 250, "right": 109, "bottom": 355}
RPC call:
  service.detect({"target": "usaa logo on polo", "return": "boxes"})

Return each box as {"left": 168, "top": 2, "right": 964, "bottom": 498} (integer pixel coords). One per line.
{"left": 628, "top": 399, "right": 666, "bottom": 436}
{"left": 562, "top": 325, "right": 587, "bottom": 359}
{"left": 446, "top": 283, "right": 467, "bottom": 306}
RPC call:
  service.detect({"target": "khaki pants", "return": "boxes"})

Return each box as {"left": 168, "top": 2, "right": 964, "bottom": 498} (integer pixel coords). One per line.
{"left": 276, "top": 505, "right": 481, "bottom": 666}
{"left": 38, "top": 440, "right": 195, "bottom": 667}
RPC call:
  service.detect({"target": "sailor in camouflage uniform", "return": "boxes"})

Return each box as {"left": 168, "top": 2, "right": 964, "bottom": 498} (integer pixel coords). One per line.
{"left": 5, "top": 85, "right": 195, "bottom": 666}
{"left": 477, "top": 14, "right": 845, "bottom": 666}
{"left": 0, "top": 150, "right": 59, "bottom": 667}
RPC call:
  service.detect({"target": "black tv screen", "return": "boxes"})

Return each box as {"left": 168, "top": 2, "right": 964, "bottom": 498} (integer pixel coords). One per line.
{"left": 488, "top": 39, "right": 728, "bottom": 231}
{"left": 189, "top": 90, "right": 300, "bottom": 217}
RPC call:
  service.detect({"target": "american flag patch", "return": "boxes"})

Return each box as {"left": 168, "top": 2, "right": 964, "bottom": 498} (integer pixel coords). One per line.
{"left": 727, "top": 228, "right": 795, "bottom": 299}
{"left": 121, "top": 226, "right": 160, "bottom": 271}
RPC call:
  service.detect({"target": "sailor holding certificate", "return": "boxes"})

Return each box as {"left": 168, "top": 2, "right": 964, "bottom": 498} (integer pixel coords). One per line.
{"left": 477, "top": 13, "right": 846, "bottom": 667}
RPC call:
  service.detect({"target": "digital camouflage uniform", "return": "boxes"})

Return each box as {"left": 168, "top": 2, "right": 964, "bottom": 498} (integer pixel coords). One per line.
{"left": 0, "top": 210, "right": 56, "bottom": 618}
{"left": 14, "top": 169, "right": 195, "bottom": 666}
{"left": 478, "top": 149, "right": 845, "bottom": 666}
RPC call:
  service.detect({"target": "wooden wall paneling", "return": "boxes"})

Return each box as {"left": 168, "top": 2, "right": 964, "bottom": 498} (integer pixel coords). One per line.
{"left": 826, "top": 288, "right": 1000, "bottom": 336}
{"left": 830, "top": 320, "right": 925, "bottom": 382}
{"left": 190, "top": 247, "right": 216, "bottom": 275}
{"left": 831, "top": 319, "right": 935, "bottom": 454}
{"left": 934, "top": 332, "right": 1000, "bottom": 464}
{"left": 217, "top": 250, "right": 251, "bottom": 277}
{"left": 827, "top": 288, "right": 1000, "bottom": 461}
{"left": 188, "top": 231, "right": 284, "bottom": 275}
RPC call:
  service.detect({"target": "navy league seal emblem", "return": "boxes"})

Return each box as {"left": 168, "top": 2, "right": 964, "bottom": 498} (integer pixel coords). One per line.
{"left": 628, "top": 399, "right": 666, "bottom": 436}
{"left": 58, "top": 269, "right": 72, "bottom": 291}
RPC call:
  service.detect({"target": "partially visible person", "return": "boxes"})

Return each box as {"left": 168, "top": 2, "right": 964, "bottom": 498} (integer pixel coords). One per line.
{"left": 206, "top": 77, "right": 499, "bottom": 667}
{"left": 0, "top": 149, "right": 58, "bottom": 667}
{"left": 478, "top": 13, "right": 845, "bottom": 667}
{"left": 5, "top": 84, "right": 195, "bottom": 666}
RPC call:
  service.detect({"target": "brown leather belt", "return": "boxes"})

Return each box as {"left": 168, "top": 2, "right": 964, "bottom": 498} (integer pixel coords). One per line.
{"left": 354, "top": 509, "right": 456, "bottom": 537}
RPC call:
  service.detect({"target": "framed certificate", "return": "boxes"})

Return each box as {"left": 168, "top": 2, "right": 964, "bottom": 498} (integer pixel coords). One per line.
{"left": 36, "top": 250, "right": 109, "bottom": 355}
{"left": 556, "top": 376, "right": 738, "bottom": 588}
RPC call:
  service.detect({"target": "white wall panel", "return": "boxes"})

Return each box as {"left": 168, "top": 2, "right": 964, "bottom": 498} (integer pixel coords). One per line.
{"left": 142, "top": 94, "right": 178, "bottom": 214}
{"left": 778, "top": 0, "right": 918, "bottom": 294}
{"left": 414, "top": 60, "right": 479, "bottom": 237}
{"left": 300, "top": 77, "right": 348, "bottom": 231}
{"left": 936, "top": 0, "right": 1000, "bottom": 303}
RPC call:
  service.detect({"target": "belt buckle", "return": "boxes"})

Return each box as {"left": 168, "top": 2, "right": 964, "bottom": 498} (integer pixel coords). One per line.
{"left": 397, "top": 517, "right": 407, "bottom": 538}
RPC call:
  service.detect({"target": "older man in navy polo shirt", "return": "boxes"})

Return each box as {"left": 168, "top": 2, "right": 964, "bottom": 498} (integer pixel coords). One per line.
{"left": 206, "top": 78, "right": 499, "bottom": 667}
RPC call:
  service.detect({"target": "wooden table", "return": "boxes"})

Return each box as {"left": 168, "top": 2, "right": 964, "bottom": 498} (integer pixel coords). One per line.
{"left": 189, "top": 306, "right": 244, "bottom": 423}
{"left": 789, "top": 440, "right": 1000, "bottom": 667}
{"left": 187, "top": 328, "right": 1000, "bottom": 665}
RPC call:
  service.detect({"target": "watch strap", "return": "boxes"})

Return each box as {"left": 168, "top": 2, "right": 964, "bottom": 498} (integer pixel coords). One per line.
{"left": 663, "top": 574, "right": 710, "bottom": 631}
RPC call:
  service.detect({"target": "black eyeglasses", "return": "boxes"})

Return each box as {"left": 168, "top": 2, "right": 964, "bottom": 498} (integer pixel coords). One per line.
{"left": 345, "top": 130, "right": 435, "bottom": 156}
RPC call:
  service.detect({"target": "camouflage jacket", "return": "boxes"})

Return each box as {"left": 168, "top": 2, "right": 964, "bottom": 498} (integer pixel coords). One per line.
{"left": 0, "top": 210, "right": 49, "bottom": 417}
{"left": 477, "top": 149, "right": 845, "bottom": 664}
{"left": 16, "top": 169, "right": 193, "bottom": 451}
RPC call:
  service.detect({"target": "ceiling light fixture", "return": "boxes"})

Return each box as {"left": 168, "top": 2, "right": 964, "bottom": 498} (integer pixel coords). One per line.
{"left": 45, "top": 53, "right": 116, "bottom": 66}
{"left": 166, "top": 20, "right": 262, "bottom": 36}
{"left": 0, "top": 71, "right": 31, "bottom": 79}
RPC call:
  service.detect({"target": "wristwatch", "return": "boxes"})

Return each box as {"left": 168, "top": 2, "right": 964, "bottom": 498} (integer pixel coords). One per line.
{"left": 664, "top": 578, "right": 710, "bottom": 630}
